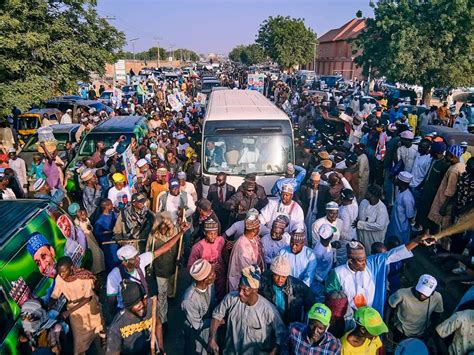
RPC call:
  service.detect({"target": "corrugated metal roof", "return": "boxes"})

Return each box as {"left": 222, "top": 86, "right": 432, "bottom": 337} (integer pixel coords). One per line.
{"left": 0, "top": 200, "right": 48, "bottom": 246}
{"left": 318, "top": 18, "right": 366, "bottom": 43}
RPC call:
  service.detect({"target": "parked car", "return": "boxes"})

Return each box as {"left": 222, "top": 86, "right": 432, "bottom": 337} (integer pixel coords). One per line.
{"left": 319, "top": 75, "right": 344, "bottom": 89}
{"left": 386, "top": 88, "right": 418, "bottom": 106}
{"left": 19, "top": 124, "right": 80, "bottom": 171}
{"left": 45, "top": 99, "right": 113, "bottom": 122}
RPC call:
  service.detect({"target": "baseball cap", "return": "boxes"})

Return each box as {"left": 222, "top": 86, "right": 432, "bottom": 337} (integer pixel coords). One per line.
{"left": 308, "top": 303, "right": 331, "bottom": 327}
{"left": 131, "top": 193, "right": 147, "bottom": 203}
{"left": 354, "top": 306, "right": 388, "bottom": 336}
{"left": 415, "top": 274, "right": 437, "bottom": 297}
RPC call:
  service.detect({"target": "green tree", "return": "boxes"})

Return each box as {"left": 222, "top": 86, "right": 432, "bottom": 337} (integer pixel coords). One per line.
{"left": 229, "top": 45, "right": 246, "bottom": 62}
{"left": 256, "top": 16, "right": 317, "bottom": 69}
{"left": 228, "top": 44, "right": 266, "bottom": 65}
{"left": 352, "top": 0, "right": 474, "bottom": 103}
{"left": 0, "top": 0, "right": 125, "bottom": 115}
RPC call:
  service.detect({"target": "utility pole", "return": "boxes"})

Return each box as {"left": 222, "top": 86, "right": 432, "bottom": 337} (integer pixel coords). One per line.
{"left": 154, "top": 36, "right": 162, "bottom": 68}
{"left": 313, "top": 42, "right": 317, "bottom": 72}
{"left": 129, "top": 37, "right": 139, "bottom": 60}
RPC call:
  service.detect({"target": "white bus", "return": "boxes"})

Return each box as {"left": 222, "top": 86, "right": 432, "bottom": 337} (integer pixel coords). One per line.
{"left": 202, "top": 89, "right": 295, "bottom": 196}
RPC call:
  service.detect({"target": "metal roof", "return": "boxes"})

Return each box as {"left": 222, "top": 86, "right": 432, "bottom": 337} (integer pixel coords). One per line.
{"left": 205, "top": 90, "right": 288, "bottom": 121}
{"left": 91, "top": 116, "right": 146, "bottom": 133}
{"left": 318, "top": 18, "right": 366, "bottom": 43}
{"left": 0, "top": 200, "right": 48, "bottom": 246}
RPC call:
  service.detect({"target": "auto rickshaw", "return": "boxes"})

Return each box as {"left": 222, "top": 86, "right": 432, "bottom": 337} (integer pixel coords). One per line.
{"left": 17, "top": 108, "right": 62, "bottom": 145}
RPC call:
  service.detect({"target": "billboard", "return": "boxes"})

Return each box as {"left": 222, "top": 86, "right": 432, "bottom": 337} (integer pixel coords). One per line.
{"left": 247, "top": 73, "right": 265, "bottom": 93}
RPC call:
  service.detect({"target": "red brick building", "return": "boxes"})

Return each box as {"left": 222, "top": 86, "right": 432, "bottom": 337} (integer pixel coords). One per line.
{"left": 306, "top": 18, "right": 366, "bottom": 80}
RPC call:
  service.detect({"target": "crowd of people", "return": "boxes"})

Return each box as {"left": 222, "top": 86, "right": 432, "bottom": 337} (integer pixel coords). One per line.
{"left": 0, "top": 66, "right": 473, "bottom": 354}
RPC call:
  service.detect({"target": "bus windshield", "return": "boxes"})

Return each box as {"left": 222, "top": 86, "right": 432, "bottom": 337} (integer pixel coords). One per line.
{"left": 204, "top": 134, "right": 293, "bottom": 176}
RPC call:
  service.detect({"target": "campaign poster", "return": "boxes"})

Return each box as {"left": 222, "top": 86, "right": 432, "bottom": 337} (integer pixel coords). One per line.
{"left": 247, "top": 73, "right": 265, "bottom": 93}
{"left": 123, "top": 145, "right": 137, "bottom": 188}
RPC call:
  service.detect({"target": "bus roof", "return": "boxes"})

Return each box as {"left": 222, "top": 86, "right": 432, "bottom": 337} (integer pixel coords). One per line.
{"left": 205, "top": 89, "right": 289, "bottom": 121}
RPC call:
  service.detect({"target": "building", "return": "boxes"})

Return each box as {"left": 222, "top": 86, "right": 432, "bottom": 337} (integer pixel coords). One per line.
{"left": 307, "top": 18, "right": 366, "bottom": 81}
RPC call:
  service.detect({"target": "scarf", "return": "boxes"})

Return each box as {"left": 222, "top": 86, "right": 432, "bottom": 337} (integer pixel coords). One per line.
{"left": 63, "top": 266, "right": 96, "bottom": 283}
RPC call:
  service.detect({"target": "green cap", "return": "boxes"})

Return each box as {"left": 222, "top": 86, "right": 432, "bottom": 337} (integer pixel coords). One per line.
{"left": 308, "top": 303, "right": 331, "bottom": 327}
{"left": 354, "top": 306, "right": 388, "bottom": 336}
{"left": 68, "top": 203, "right": 80, "bottom": 216}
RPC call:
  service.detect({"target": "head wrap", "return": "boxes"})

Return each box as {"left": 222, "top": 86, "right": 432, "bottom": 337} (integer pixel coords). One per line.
{"left": 448, "top": 144, "right": 463, "bottom": 158}
{"left": 347, "top": 241, "right": 366, "bottom": 259}
{"left": 270, "top": 255, "right": 291, "bottom": 277}
{"left": 26, "top": 233, "right": 50, "bottom": 257}
{"left": 239, "top": 265, "right": 261, "bottom": 289}
{"left": 117, "top": 245, "right": 139, "bottom": 261}
{"left": 190, "top": 259, "right": 212, "bottom": 281}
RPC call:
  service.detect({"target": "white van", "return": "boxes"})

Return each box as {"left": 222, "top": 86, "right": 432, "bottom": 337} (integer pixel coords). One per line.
{"left": 202, "top": 89, "right": 295, "bottom": 197}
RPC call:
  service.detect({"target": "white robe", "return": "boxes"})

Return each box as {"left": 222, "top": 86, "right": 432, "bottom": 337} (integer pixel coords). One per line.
{"left": 259, "top": 199, "right": 305, "bottom": 233}
{"left": 9, "top": 157, "right": 27, "bottom": 193}
{"left": 356, "top": 199, "right": 389, "bottom": 254}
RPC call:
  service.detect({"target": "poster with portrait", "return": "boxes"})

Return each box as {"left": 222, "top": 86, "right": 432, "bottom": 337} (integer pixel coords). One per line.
{"left": 122, "top": 145, "right": 137, "bottom": 189}
{"left": 247, "top": 73, "right": 265, "bottom": 93}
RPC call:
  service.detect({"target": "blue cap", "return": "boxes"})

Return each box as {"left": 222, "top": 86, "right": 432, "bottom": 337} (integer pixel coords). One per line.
{"left": 68, "top": 203, "right": 80, "bottom": 216}
{"left": 169, "top": 178, "right": 179, "bottom": 189}
{"left": 26, "top": 233, "right": 50, "bottom": 257}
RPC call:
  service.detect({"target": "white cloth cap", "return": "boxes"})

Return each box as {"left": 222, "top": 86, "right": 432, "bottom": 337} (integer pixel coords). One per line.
{"left": 177, "top": 171, "right": 186, "bottom": 179}
{"left": 136, "top": 158, "right": 148, "bottom": 168}
{"left": 460, "top": 141, "right": 468, "bottom": 147}
{"left": 318, "top": 224, "right": 334, "bottom": 240}
{"left": 415, "top": 274, "right": 437, "bottom": 297}
{"left": 400, "top": 130, "right": 414, "bottom": 139}
{"left": 7, "top": 147, "right": 16, "bottom": 153}
{"left": 33, "top": 178, "right": 46, "bottom": 191}
{"left": 117, "top": 245, "right": 139, "bottom": 261}
{"left": 398, "top": 171, "right": 413, "bottom": 183}
{"left": 105, "top": 148, "right": 116, "bottom": 158}
{"left": 190, "top": 259, "right": 212, "bottom": 281}
{"left": 281, "top": 184, "right": 294, "bottom": 194}
{"left": 326, "top": 201, "right": 339, "bottom": 210}
{"left": 270, "top": 255, "right": 291, "bottom": 277}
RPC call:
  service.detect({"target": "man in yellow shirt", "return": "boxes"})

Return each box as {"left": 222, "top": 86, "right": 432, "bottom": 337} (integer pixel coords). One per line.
{"left": 408, "top": 107, "right": 418, "bottom": 134}
{"left": 340, "top": 306, "right": 388, "bottom": 354}
{"left": 460, "top": 141, "right": 471, "bottom": 164}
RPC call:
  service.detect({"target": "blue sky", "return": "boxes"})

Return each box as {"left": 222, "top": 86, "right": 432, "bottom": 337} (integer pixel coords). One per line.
{"left": 96, "top": 0, "right": 373, "bottom": 55}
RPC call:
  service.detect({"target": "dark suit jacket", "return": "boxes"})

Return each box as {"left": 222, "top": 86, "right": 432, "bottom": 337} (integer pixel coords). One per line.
{"left": 208, "top": 183, "right": 235, "bottom": 211}
{"left": 298, "top": 183, "right": 332, "bottom": 219}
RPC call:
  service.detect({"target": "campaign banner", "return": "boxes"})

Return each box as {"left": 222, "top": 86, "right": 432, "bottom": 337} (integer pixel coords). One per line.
{"left": 196, "top": 92, "right": 207, "bottom": 106}
{"left": 247, "top": 73, "right": 265, "bottom": 93}
{"left": 168, "top": 94, "right": 184, "bottom": 111}
{"left": 123, "top": 145, "right": 137, "bottom": 188}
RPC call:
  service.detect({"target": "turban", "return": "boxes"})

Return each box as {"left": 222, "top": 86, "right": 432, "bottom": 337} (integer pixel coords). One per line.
{"left": 239, "top": 265, "right": 261, "bottom": 289}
